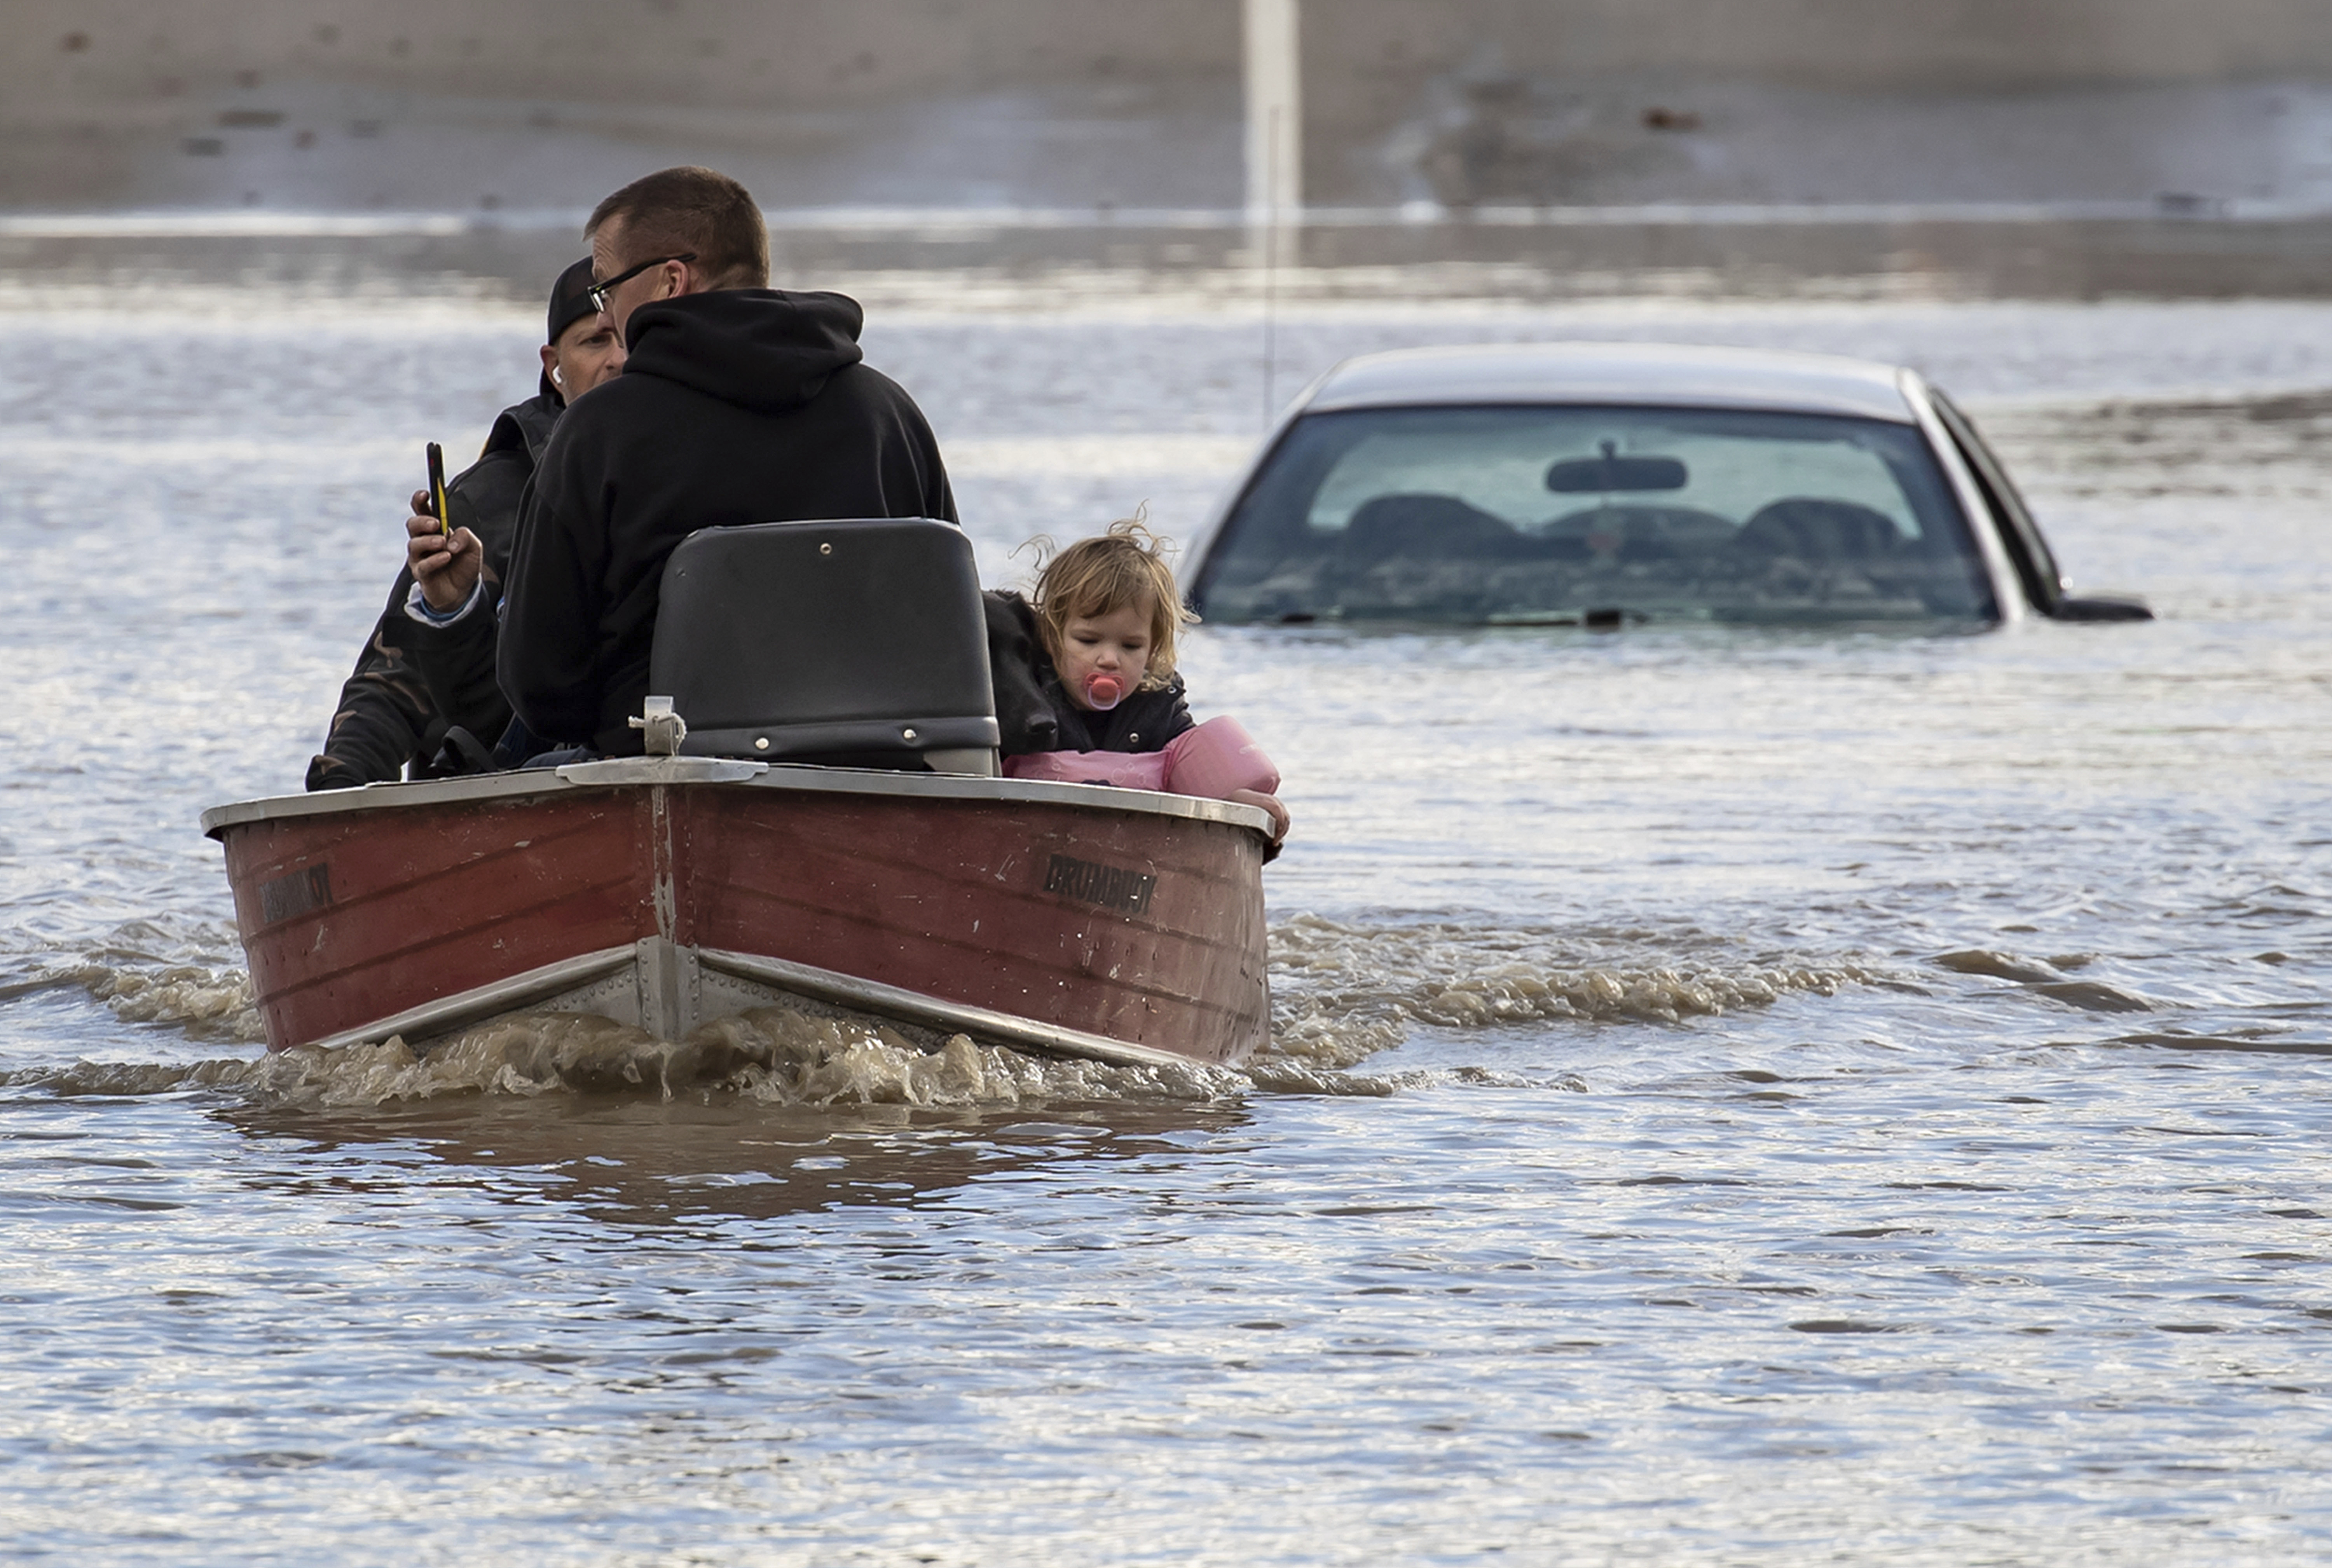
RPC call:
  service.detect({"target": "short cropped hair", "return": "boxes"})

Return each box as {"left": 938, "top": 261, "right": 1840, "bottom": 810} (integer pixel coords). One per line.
{"left": 1030, "top": 516, "right": 1199, "bottom": 689}
{"left": 586, "top": 166, "right": 769, "bottom": 290}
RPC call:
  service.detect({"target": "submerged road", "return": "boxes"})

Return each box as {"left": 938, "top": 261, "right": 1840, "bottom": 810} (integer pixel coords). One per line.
{"left": 0, "top": 269, "right": 2329, "bottom": 1561}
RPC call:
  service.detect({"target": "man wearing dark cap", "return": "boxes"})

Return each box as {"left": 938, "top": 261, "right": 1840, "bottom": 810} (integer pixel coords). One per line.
{"left": 496, "top": 165, "right": 956, "bottom": 758}
{"left": 304, "top": 260, "right": 623, "bottom": 788}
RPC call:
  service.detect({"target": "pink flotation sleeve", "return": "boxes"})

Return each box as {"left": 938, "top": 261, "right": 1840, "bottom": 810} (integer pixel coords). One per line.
{"left": 1002, "top": 717, "right": 1279, "bottom": 801}
{"left": 1162, "top": 717, "right": 1281, "bottom": 798}
{"left": 1002, "top": 749, "right": 1169, "bottom": 790}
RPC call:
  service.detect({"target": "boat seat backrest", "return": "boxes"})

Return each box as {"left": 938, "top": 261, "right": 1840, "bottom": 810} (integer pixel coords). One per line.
{"left": 648, "top": 518, "right": 1000, "bottom": 766}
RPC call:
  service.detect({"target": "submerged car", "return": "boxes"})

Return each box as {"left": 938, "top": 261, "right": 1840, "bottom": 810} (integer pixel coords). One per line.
{"left": 1187, "top": 343, "right": 2148, "bottom": 628}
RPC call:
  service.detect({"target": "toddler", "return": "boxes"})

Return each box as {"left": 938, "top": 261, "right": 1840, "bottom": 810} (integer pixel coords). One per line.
{"left": 1028, "top": 519, "right": 1289, "bottom": 842}
{"left": 1031, "top": 518, "right": 1196, "bottom": 753}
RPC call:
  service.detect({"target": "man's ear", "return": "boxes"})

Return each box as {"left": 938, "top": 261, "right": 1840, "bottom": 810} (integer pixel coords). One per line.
{"left": 539, "top": 344, "right": 559, "bottom": 379}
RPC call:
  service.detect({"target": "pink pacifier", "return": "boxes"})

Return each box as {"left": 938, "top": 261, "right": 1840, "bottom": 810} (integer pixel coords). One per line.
{"left": 1083, "top": 674, "right": 1124, "bottom": 711}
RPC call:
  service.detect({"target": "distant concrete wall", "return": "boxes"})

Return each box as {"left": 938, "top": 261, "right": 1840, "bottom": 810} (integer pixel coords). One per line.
{"left": 2, "top": 0, "right": 1246, "bottom": 208}
{"left": 1309, "top": 0, "right": 2332, "bottom": 98}
{"left": 1302, "top": 0, "right": 2332, "bottom": 199}
{"left": 9, "top": 0, "right": 2332, "bottom": 209}
{"left": 21, "top": 0, "right": 2329, "bottom": 122}
{"left": 8, "top": 0, "right": 1239, "bottom": 115}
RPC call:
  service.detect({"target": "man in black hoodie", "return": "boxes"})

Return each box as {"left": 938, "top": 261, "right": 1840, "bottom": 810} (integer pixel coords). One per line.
{"left": 497, "top": 166, "right": 957, "bottom": 757}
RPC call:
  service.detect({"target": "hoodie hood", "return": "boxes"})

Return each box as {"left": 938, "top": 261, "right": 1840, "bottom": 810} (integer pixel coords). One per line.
{"left": 620, "top": 290, "right": 866, "bottom": 415}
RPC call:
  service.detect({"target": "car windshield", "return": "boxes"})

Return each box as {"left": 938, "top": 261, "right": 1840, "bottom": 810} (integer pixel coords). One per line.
{"left": 1193, "top": 404, "right": 1999, "bottom": 625}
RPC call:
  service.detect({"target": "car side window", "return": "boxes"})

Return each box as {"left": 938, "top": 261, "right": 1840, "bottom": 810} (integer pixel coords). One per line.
{"left": 1929, "top": 390, "right": 2063, "bottom": 614}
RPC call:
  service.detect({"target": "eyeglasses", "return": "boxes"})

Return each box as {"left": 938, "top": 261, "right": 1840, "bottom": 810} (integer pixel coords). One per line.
{"left": 585, "top": 252, "right": 696, "bottom": 314}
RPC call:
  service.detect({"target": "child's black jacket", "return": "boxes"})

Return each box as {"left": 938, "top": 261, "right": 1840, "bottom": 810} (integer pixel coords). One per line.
{"left": 1040, "top": 673, "right": 1194, "bottom": 753}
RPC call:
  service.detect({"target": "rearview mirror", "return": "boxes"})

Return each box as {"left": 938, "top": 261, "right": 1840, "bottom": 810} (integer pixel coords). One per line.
{"left": 1546, "top": 443, "right": 1688, "bottom": 494}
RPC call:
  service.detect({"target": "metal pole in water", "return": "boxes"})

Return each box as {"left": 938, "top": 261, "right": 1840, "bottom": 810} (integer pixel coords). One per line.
{"left": 1243, "top": 0, "right": 1302, "bottom": 226}
{"left": 1245, "top": 0, "right": 1300, "bottom": 430}
{"left": 1263, "top": 104, "right": 1279, "bottom": 430}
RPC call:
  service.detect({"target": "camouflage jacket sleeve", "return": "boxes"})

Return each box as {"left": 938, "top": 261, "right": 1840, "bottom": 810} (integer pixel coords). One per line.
{"left": 400, "top": 591, "right": 509, "bottom": 750}
{"left": 306, "top": 567, "right": 442, "bottom": 790}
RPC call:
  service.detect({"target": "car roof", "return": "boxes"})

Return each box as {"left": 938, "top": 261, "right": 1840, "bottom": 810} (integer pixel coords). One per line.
{"left": 1302, "top": 342, "right": 1919, "bottom": 424}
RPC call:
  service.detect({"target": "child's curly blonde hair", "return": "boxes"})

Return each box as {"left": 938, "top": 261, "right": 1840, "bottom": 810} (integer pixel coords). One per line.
{"left": 1028, "top": 516, "right": 1199, "bottom": 690}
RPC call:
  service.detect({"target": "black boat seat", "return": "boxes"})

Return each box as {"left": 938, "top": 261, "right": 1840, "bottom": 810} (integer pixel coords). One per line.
{"left": 647, "top": 517, "right": 1000, "bottom": 771}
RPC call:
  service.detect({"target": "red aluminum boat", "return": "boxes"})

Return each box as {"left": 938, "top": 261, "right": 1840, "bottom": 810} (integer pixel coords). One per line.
{"left": 201, "top": 757, "right": 1274, "bottom": 1070}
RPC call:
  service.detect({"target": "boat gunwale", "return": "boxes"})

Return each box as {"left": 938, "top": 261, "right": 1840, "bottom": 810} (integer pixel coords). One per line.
{"left": 200, "top": 756, "right": 1276, "bottom": 838}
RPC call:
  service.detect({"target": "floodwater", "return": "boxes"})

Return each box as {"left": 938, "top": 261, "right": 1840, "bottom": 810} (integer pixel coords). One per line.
{"left": 3, "top": 269, "right": 2332, "bottom": 1563}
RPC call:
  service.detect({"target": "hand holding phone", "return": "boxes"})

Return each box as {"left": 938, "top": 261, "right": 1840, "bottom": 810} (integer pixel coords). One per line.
{"left": 407, "top": 512, "right": 482, "bottom": 612}
{"left": 426, "top": 441, "right": 450, "bottom": 535}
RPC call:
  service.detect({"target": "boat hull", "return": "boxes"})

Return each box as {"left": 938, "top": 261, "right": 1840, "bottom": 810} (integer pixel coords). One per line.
{"left": 203, "top": 759, "right": 1272, "bottom": 1069}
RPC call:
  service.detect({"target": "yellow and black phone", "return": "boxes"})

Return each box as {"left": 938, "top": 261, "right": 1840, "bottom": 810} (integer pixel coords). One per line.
{"left": 425, "top": 441, "right": 450, "bottom": 535}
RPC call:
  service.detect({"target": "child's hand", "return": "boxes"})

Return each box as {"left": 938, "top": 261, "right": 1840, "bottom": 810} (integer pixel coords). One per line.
{"left": 1226, "top": 788, "right": 1288, "bottom": 844}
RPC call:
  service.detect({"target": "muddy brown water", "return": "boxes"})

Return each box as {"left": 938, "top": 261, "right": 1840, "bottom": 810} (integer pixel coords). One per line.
{"left": 2, "top": 272, "right": 2330, "bottom": 1562}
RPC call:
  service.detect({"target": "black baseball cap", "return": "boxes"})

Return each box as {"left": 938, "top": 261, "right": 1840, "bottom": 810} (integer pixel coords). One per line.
{"left": 541, "top": 257, "right": 599, "bottom": 399}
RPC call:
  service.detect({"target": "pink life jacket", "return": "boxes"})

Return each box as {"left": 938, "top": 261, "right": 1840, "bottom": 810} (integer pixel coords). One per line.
{"left": 1161, "top": 715, "right": 1281, "bottom": 797}
{"left": 1001, "top": 748, "right": 1169, "bottom": 790}
{"left": 1003, "top": 716, "right": 1280, "bottom": 799}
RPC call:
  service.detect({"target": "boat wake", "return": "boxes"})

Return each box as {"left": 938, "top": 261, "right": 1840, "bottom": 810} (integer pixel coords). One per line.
{"left": 1, "top": 917, "right": 265, "bottom": 1043}
{"left": 4, "top": 915, "right": 1878, "bottom": 1108}
{"left": 1264, "top": 914, "right": 1873, "bottom": 1068}
{"left": 2, "top": 1005, "right": 1244, "bottom": 1109}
